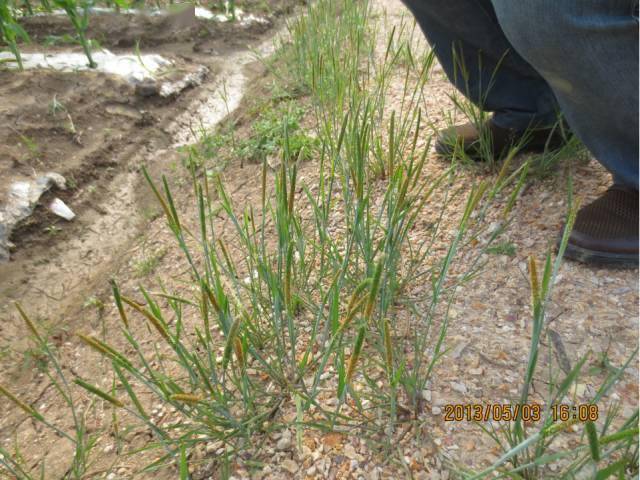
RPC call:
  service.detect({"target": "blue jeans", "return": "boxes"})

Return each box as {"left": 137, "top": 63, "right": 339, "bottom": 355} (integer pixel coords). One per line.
{"left": 401, "top": 0, "right": 639, "bottom": 189}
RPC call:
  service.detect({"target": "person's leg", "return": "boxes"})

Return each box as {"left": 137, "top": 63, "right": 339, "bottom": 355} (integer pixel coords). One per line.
{"left": 491, "top": 0, "right": 639, "bottom": 189}
{"left": 492, "top": 0, "right": 638, "bottom": 265}
{"left": 400, "top": 0, "right": 560, "bottom": 130}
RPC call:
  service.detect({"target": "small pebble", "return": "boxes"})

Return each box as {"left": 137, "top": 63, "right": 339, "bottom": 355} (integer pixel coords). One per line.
{"left": 276, "top": 430, "right": 292, "bottom": 451}
{"left": 451, "top": 382, "right": 467, "bottom": 394}
{"left": 281, "top": 458, "right": 298, "bottom": 473}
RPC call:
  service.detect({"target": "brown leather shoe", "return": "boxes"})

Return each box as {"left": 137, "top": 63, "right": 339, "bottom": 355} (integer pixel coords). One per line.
{"left": 435, "top": 119, "right": 569, "bottom": 161}
{"left": 562, "top": 186, "right": 639, "bottom": 266}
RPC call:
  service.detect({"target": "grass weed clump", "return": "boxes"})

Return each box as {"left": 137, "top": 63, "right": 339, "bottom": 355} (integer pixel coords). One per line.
{"left": 1, "top": 0, "right": 637, "bottom": 478}
{"left": 2, "top": 0, "right": 524, "bottom": 474}
{"left": 55, "top": 0, "right": 526, "bottom": 470}
{"left": 438, "top": 47, "right": 581, "bottom": 176}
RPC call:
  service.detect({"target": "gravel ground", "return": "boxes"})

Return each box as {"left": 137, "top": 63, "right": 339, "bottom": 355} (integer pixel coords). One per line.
{"left": 1, "top": 0, "right": 636, "bottom": 478}
{"left": 218, "top": 1, "right": 639, "bottom": 476}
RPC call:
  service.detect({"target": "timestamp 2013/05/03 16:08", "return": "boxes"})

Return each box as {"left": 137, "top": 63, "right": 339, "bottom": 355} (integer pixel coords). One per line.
{"left": 443, "top": 403, "right": 600, "bottom": 422}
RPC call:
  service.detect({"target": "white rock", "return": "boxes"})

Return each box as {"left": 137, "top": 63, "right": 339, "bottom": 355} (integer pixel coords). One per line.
{"left": 569, "top": 383, "right": 586, "bottom": 398}
{"left": 451, "top": 382, "right": 467, "bottom": 394}
{"left": 368, "top": 468, "right": 380, "bottom": 480}
{"left": 344, "top": 443, "right": 363, "bottom": 461}
{"left": 206, "top": 441, "right": 222, "bottom": 454}
{"left": 452, "top": 342, "right": 469, "bottom": 359}
{"left": 433, "top": 395, "right": 448, "bottom": 407}
{"left": 276, "top": 430, "right": 292, "bottom": 451}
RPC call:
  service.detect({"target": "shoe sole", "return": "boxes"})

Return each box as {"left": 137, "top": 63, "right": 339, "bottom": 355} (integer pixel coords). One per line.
{"left": 563, "top": 242, "right": 639, "bottom": 268}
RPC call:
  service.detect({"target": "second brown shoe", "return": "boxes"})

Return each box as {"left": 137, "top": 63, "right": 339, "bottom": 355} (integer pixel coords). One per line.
{"left": 435, "top": 119, "right": 569, "bottom": 162}
{"left": 562, "top": 185, "right": 639, "bottom": 267}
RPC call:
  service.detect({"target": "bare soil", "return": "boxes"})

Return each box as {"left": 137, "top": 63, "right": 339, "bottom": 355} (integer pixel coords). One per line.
{"left": 0, "top": 0, "right": 300, "bottom": 394}
{"left": 0, "top": 4, "right": 303, "bottom": 477}
{"left": 19, "top": 1, "right": 289, "bottom": 50}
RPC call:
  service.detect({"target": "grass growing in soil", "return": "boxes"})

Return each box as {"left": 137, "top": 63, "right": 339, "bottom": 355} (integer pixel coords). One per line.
{"left": 0, "top": 0, "right": 29, "bottom": 69}
{"left": 51, "top": 0, "right": 96, "bottom": 67}
{"left": 456, "top": 192, "right": 639, "bottom": 478}
{"left": 0, "top": 0, "right": 637, "bottom": 478}
{"left": 436, "top": 47, "right": 584, "bottom": 178}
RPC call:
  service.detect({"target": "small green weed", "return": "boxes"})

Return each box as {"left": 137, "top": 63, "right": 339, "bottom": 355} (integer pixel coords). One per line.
{"left": 181, "top": 101, "right": 318, "bottom": 172}
{"left": 133, "top": 247, "right": 167, "bottom": 277}
{"left": 486, "top": 241, "right": 516, "bottom": 257}
{"left": 82, "top": 295, "right": 104, "bottom": 311}
{"left": 43, "top": 224, "right": 62, "bottom": 236}
{"left": 14, "top": 131, "right": 40, "bottom": 160}
{"left": 236, "top": 102, "right": 317, "bottom": 163}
